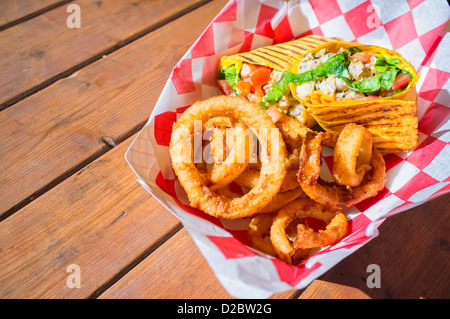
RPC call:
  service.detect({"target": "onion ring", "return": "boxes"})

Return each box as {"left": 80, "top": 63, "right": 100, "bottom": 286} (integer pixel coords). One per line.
{"left": 293, "top": 210, "right": 348, "bottom": 250}
{"left": 215, "top": 180, "right": 303, "bottom": 214}
{"left": 332, "top": 123, "right": 372, "bottom": 187}
{"left": 248, "top": 213, "right": 277, "bottom": 257}
{"left": 258, "top": 187, "right": 304, "bottom": 213}
{"left": 275, "top": 114, "right": 312, "bottom": 150}
{"left": 170, "top": 96, "right": 286, "bottom": 219}
{"left": 234, "top": 168, "right": 300, "bottom": 193}
{"left": 203, "top": 120, "right": 253, "bottom": 190}
{"left": 270, "top": 197, "right": 343, "bottom": 264}
{"left": 297, "top": 128, "right": 386, "bottom": 208}
{"left": 232, "top": 167, "right": 303, "bottom": 213}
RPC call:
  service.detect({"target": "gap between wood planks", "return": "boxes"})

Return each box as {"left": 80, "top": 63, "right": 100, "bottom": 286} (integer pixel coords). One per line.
{"left": 0, "top": 0, "right": 212, "bottom": 112}
{"left": 0, "top": 1, "right": 73, "bottom": 32}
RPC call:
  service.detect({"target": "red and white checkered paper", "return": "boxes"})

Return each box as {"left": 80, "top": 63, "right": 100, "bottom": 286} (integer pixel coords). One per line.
{"left": 126, "top": 0, "right": 450, "bottom": 298}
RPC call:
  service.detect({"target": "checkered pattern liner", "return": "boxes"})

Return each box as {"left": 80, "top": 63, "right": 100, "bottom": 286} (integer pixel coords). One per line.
{"left": 126, "top": 0, "right": 450, "bottom": 298}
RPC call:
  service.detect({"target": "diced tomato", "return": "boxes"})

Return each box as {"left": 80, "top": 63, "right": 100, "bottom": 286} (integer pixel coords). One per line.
{"left": 235, "top": 80, "right": 251, "bottom": 96}
{"left": 240, "top": 63, "right": 258, "bottom": 78}
{"left": 249, "top": 66, "right": 272, "bottom": 87}
{"left": 266, "top": 105, "right": 283, "bottom": 123}
{"left": 253, "top": 86, "right": 265, "bottom": 98}
{"left": 217, "top": 79, "right": 234, "bottom": 95}
{"left": 351, "top": 52, "right": 373, "bottom": 64}
{"left": 391, "top": 73, "right": 410, "bottom": 91}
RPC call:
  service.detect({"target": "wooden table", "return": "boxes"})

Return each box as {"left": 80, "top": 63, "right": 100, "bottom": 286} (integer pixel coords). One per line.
{"left": 0, "top": 0, "right": 448, "bottom": 299}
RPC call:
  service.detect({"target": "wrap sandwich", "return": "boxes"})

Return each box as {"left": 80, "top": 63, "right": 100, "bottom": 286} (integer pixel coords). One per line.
{"left": 217, "top": 35, "right": 341, "bottom": 127}
{"left": 217, "top": 36, "right": 419, "bottom": 153}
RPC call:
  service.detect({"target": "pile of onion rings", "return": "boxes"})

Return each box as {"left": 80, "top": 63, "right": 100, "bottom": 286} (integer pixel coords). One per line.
{"left": 297, "top": 129, "right": 386, "bottom": 209}
{"left": 170, "top": 95, "right": 386, "bottom": 264}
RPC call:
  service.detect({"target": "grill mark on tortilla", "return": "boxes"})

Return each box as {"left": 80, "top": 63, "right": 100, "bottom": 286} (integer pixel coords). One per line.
{"left": 258, "top": 48, "right": 292, "bottom": 64}
{"left": 285, "top": 48, "right": 308, "bottom": 57}
{"left": 286, "top": 43, "right": 313, "bottom": 53}
{"left": 325, "top": 114, "right": 416, "bottom": 126}
{"left": 298, "top": 38, "right": 324, "bottom": 46}
{"left": 308, "top": 103, "right": 414, "bottom": 118}
{"left": 307, "top": 36, "right": 328, "bottom": 43}
{"left": 240, "top": 56, "right": 258, "bottom": 64}
{"left": 325, "top": 115, "right": 415, "bottom": 127}
{"left": 319, "top": 109, "right": 409, "bottom": 120}
{"left": 250, "top": 52, "right": 285, "bottom": 69}
{"left": 362, "top": 121, "right": 416, "bottom": 127}
{"left": 324, "top": 110, "right": 417, "bottom": 123}
{"left": 262, "top": 46, "right": 293, "bottom": 61}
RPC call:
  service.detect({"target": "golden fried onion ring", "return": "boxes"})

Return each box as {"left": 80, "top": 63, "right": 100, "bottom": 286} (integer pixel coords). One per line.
{"left": 270, "top": 197, "right": 345, "bottom": 264}
{"left": 235, "top": 168, "right": 300, "bottom": 193}
{"left": 332, "top": 123, "right": 372, "bottom": 187}
{"left": 297, "top": 128, "right": 386, "bottom": 208}
{"left": 202, "top": 119, "right": 253, "bottom": 190}
{"left": 275, "top": 114, "right": 312, "bottom": 150}
{"left": 294, "top": 211, "right": 347, "bottom": 250}
{"left": 170, "top": 96, "right": 287, "bottom": 219}
{"left": 248, "top": 213, "right": 277, "bottom": 257}
{"left": 259, "top": 187, "right": 304, "bottom": 213}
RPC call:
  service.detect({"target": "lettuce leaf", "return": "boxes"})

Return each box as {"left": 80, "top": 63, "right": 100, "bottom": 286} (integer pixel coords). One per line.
{"left": 260, "top": 51, "right": 349, "bottom": 108}
{"left": 217, "top": 65, "right": 241, "bottom": 95}
{"left": 347, "top": 46, "right": 363, "bottom": 55}
{"left": 374, "top": 55, "right": 400, "bottom": 73}
{"left": 350, "top": 68, "right": 399, "bottom": 93}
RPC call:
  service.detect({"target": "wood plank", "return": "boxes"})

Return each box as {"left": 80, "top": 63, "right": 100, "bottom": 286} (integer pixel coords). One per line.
{"left": 0, "top": 0, "right": 208, "bottom": 109}
{"left": 0, "top": 133, "right": 181, "bottom": 298}
{"left": 0, "top": 0, "right": 70, "bottom": 30}
{"left": 98, "top": 227, "right": 298, "bottom": 299}
{"left": 0, "top": 0, "right": 228, "bottom": 218}
{"left": 98, "top": 228, "right": 233, "bottom": 299}
{"left": 298, "top": 194, "right": 450, "bottom": 299}
{"left": 299, "top": 280, "right": 371, "bottom": 299}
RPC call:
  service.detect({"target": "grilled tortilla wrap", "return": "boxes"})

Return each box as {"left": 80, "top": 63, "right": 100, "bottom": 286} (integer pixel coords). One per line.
{"left": 217, "top": 35, "right": 340, "bottom": 127}
{"left": 289, "top": 41, "right": 418, "bottom": 153}
{"left": 217, "top": 36, "right": 418, "bottom": 153}
{"left": 219, "top": 35, "right": 339, "bottom": 72}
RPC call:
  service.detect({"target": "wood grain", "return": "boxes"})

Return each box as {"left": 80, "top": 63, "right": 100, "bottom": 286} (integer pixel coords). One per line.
{"left": 98, "top": 227, "right": 298, "bottom": 299}
{"left": 0, "top": 0, "right": 70, "bottom": 29}
{"left": 0, "top": 133, "right": 181, "bottom": 298}
{"left": 98, "top": 228, "right": 233, "bottom": 299}
{"left": 0, "top": 0, "right": 208, "bottom": 109}
{"left": 0, "top": 0, "right": 228, "bottom": 218}
{"left": 299, "top": 280, "right": 371, "bottom": 299}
